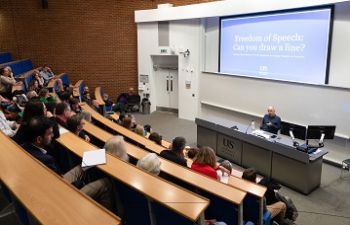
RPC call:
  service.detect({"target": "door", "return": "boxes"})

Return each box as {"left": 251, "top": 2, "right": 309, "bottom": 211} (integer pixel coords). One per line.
{"left": 155, "top": 69, "right": 178, "bottom": 110}
{"left": 155, "top": 69, "right": 170, "bottom": 108}
{"left": 168, "top": 70, "right": 178, "bottom": 109}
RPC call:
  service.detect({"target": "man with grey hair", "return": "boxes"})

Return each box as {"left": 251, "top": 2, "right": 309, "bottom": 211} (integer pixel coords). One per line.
{"left": 136, "top": 153, "right": 161, "bottom": 176}
{"left": 104, "top": 136, "right": 129, "bottom": 162}
{"left": 260, "top": 106, "right": 281, "bottom": 134}
{"left": 0, "top": 66, "right": 20, "bottom": 98}
{"left": 80, "top": 110, "right": 92, "bottom": 122}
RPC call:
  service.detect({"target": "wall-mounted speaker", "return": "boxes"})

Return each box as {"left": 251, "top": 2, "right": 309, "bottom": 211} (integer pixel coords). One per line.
{"left": 42, "top": 0, "right": 48, "bottom": 9}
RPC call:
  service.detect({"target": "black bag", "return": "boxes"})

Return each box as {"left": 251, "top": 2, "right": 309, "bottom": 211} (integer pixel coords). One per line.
{"left": 276, "top": 192, "right": 298, "bottom": 221}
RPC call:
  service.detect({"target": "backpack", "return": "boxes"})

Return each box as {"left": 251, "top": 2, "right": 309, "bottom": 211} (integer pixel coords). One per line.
{"left": 276, "top": 192, "right": 298, "bottom": 221}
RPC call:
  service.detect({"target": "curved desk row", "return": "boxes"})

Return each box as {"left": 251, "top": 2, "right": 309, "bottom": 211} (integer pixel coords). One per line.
{"left": 79, "top": 104, "right": 270, "bottom": 225}
{"left": 0, "top": 132, "right": 120, "bottom": 225}
{"left": 56, "top": 130, "right": 209, "bottom": 225}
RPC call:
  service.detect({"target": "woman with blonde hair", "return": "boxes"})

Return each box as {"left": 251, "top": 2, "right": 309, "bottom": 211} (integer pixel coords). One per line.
{"left": 134, "top": 124, "right": 144, "bottom": 136}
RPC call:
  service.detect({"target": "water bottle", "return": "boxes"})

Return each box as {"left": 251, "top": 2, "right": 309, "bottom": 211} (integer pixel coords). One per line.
{"left": 251, "top": 120, "right": 256, "bottom": 131}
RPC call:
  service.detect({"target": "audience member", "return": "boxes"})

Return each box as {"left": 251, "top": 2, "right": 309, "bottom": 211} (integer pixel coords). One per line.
{"left": 59, "top": 91, "right": 71, "bottom": 103}
{"left": 0, "top": 104, "right": 18, "bottom": 137}
{"left": 81, "top": 86, "right": 100, "bottom": 109}
{"left": 122, "top": 116, "right": 132, "bottom": 129}
{"left": 55, "top": 102, "right": 71, "bottom": 127}
{"left": 242, "top": 168, "right": 287, "bottom": 224}
{"left": 12, "top": 93, "right": 28, "bottom": 112}
{"left": 216, "top": 160, "right": 232, "bottom": 184}
{"left": 116, "top": 113, "right": 125, "bottom": 125}
{"left": 160, "top": 136, "right": 187, "bottom": 167}
{"left": 191, "top": 147, "right": 230, "bottom": 181}
{"left": 137, "top": 153, "right": 161, "bottom": 176}
{"left": 38, "top": 88, "right": 50, "bottom": 103}
{"left": 186, "top": 147, "right": 199, "bottom": 159}
{"left": 67, "top": 114, "right": 90, "bottom": 142}
{"left": 26, "top": 90, "right": 38, "bottom": 99}
{"left": 114, "top": 92, "right": 128, "bottom": 113}
{"left": 191, "top": 146, "right": 219, "bottom": 180}
{"left": 81, "top": 110, "right": 92, "bottom": 122}
{"left": 127, "top": 87, "right": 141, "bottom": 112}
{"left": 148, "top": 132, "right": 162, "bottom": 145}
{"left": 28, "top": 80, "right": 40, "bottom": 93}
{"left": 40, "top": 65, "right": 55, "bottom": 84}
{"left": 0, "top": 67, "right": 19, "bottom": 99}
{"left": 21, "top": 116, "right": 113, "bottom": 209}
{"left": 144, "top": 124, "right": 152, "bottom": 134}
{"left": 21, "top": 117, "right": 59, "bottom": 172}
{"left": 103, "top": 93, "right": 113, "bottom": 108}
{"left": 82, "top": 86, "right": 92, "bottom": 105}
{"left": 32, "top": 70, "right": 44, "bottom": 88}
{"left": 55, "top": 79, "right": 65, "bottom": 96}
{"left": 45, "top": 101, "right": 57, "bottom": 116}
{"left": 126, "top": 113, "right": 136, "bottom": 129}
{"left": 69, "top": 97, "right": 81, "bottom": 113}
{"left": 134, "top": 124, "right": 144, "bottom": 136}
{"left": 104, "top": 136, "right": 129, "bottom": 162}
{"left": 219, "top": 160, "right": 232, "bottom": 175}
{"left": 12, "top": 99, "right": 59, "bottom": 144}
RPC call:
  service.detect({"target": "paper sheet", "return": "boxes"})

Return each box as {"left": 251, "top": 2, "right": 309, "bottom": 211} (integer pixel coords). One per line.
{"left": 82, "top": 149, "right": 106, "bottom": 168}
{"left": 59, "top": 127, "right": 69, "bottom": 135}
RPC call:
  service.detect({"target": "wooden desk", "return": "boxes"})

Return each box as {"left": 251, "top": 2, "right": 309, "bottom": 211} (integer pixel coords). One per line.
{"left": 47, "top": 79, "right": 57, "bottom": 90}
{"left": 56, "top": 131, "right": 209, "bottom": 222}
{"left": 0, "top": 132, "right": 121, "bottom": 225}
{"left": 84, "top": 122, "right": 247, "bottom": 203}
{"left": 83, "top": 103, "right": 265, "bottom": 198}
{"left": 11, "top": 83, "right": 24, "bottom": 93}
{"left": 108, "top": 109, "right": 169, "bottom": 149}
{"left": 73, "top": 80, "right": 84, "bottom": 98}
{"left": 17, "top": 67, "right": 42, "bottom": 80}
{"left": 47, "top": 72, "right": 67, "bottom": 90}
{"left": 94, "top": 87, "right": 105, "bottom": 105}
{"left": 110, "top": 113, "right": 119, "bottom": 121}
{"left": 110, "top": 112, "right": 171, "bottom": 149}
{"left": 84, "top": 117, "right": 267, "bottom": 224}
{"left": 81, "top": 103, "right": 165, "bottom": 152}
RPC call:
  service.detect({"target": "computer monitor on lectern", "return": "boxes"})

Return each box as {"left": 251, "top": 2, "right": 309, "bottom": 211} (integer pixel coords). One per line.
{"left": 306, "top": 125, "right": 336, "bottom": 140}
{"left": 280, "top": 121, "right": 307, "bottom": 140}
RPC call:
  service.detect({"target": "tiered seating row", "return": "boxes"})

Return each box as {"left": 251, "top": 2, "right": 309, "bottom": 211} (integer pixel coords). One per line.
{"left": 0, "top": 132, "right": 121, "bottom": 225}
{"left": 56, "top": 130, "right": 209, "bottom": 225}
{"left": 0, "top": 52, "right": 13, "bottom": 64}
{"left": 80, "top": 102, "right": 268, "bottom": 225}
{"left": 0, "top": 59, "right": 33, "bottom": 76}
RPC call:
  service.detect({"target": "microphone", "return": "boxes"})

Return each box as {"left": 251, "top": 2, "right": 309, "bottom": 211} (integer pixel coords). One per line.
{"left": 245, "top": 120, "right": 255, "bottom": 134}
{"left": 289, "top": 128, "right": 299, "bottom": 147}
{"left": 289, "top": 129, "right": 295, "bottom": 140}
{"left": 319, "top": 133, "right": 325, "bottom": 147}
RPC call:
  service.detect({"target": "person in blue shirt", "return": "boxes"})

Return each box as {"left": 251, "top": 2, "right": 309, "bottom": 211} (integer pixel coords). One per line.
{"left": 260, "top": 106, "right": 281, "bottom": 134}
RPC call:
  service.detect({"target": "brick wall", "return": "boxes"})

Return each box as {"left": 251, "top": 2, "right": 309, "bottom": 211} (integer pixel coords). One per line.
{"left": 0, "top": 0, "right": 217, "bottom": 99}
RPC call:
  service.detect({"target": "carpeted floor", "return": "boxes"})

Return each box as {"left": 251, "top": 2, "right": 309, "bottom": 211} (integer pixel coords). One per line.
{"left": 134, "top": 111, "right": 350, "bottom": 225}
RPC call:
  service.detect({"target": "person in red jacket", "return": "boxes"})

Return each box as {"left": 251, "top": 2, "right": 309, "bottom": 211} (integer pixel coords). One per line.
{"left": 191, "top": 146, "right": 229, "bottom": 180}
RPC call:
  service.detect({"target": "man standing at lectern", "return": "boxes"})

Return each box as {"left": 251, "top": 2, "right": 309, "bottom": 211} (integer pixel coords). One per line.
{"left": 260, "top": 106, "right": 281, "bottom": 134}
